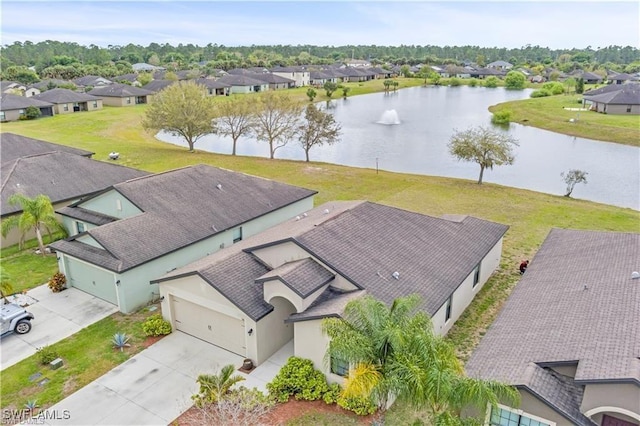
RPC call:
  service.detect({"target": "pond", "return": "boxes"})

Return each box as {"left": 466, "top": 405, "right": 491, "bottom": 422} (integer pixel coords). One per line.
{"left": 159, "top": 86, "right": 640, "bottom": 210}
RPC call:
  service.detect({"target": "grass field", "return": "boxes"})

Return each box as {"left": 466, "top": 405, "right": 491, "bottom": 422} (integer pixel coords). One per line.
{"left": 489, "top": 93, "right": 640, "bottom": 146}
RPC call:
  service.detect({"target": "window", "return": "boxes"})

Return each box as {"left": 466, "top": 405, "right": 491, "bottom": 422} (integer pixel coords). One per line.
{"left": 445, "top": 295, "right": 452, "bottom": 322}
{"left": 19, "top": 109, "right": 25, "bottom": 114}
{"left": 126, "top": 97, "right": 131, "bottom": 104}
{"left": 76, "top": 221, "right": 86, "bottom": 233}
{"left": 627, "top": 105, "right": 632, "bottom": 113}
{"left": 490, "top": 406, "right": 551, "bottom": 426}
{"left": 232, "top": 227, "right": 243, "bottom": 243}
{"left": 0, "top": 111, "right": 5, "bottom": 121}
{"left": 330, "top": 355, "right": 349, "bottom": 377}
{"left": 93, "top": 101, "right": 98, "bottom": 108}
{"left": 473, "top": 264, "right": 481, "bottom": 288}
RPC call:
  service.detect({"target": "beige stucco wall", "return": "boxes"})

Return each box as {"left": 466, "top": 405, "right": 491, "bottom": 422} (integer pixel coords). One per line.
{"left": 87, "top": 99, "right": 103, "bottom": 111}
{"left": 255, "top": 296, "right": 295, "bottom": 364}
{"left": 100, "top": 97, "right": 134, "bottom": 107}
{"left": 549, "top": 364, "right": 578, "bottom": 377}
{"left": 1, "top": 201, "right": 70, "bottom": 248}
{"left": 516, "top": 391, "right": 565, "bottom": 425}
{"left": 52, "top": 103, "right": 74, "bottom": 114}
{"left": 293, "top": 319, "right": 344, "bottom": 385}
{"left": 1, "top": 109, "right": 25, "bottom": 122}
{"left": 581, "top": 382, "right": 640, "bottom": 423}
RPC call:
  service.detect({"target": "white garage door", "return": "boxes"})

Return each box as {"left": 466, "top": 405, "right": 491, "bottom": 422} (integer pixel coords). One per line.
{"left": 171, "top": 296, "right": 246, "bottom": 356}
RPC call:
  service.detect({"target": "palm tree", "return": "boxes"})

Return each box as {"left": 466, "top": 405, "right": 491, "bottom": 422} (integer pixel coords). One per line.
{"left": 0, "top": 266, "right": 14, "bottom": 303}
{"left": 0, "top": 194, "right": 66, "bottom": 255}
{"left": 193, "top": 364, "right": 245, "bottom": 407}
{"left": 323, "top": 295, "right": 519, "bottom": 423}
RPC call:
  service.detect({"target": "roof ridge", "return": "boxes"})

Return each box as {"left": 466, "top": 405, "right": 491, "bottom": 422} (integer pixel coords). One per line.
{"left": 114, "top": 165, "right": 193, "bottom": 186}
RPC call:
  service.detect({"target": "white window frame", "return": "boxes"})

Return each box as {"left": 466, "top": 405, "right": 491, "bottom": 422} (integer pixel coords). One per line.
{"left": 486, "top": 403, "right": 556, "bottom": 426}
{"left": 473, "top": 263, "right": 481, "bottom": 288}
{"left": 76, "top": 221, "right": 86, "bottom": 234}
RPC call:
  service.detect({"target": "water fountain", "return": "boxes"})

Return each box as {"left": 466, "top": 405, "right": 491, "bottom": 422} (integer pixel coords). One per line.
{"left": 377, "top": 109, "right": 401, "bottom": 125}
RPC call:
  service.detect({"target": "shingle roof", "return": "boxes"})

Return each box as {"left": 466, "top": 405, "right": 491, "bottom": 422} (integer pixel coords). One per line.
{"left": 256, "top": 258, "right": 335, "bottom": 298}
{"left": 1, "top": 133, "right": 93, "bottom": 163}
{"left": 1, "top": 93, "right": 53, "bottom": 111}
{"left": 73, "top": 75, "right": 112, "bottom": 86}
{"left": 217, "top": 74, "right": 268, "bottom": 86}
{"left": 583, "top": 83, "right": 640, "bottom": 105}
{"left": 287, "top": 289, "right": 366, "bottom": 322}
{"left": 195, "top": 78, "right": 231, "bottom": 89}
{"left": 466, "top": 229, "right": 640, "bottom": 423}
{"left": 1, "top": 151, "right": 148, "bottom": 216}
{"left": 248, "top": 73, "right": 295, "bottom": 85}
{"left": 141, "top": 79, "right": 176, "bottom": 93}
{"left": 52, "top": 165, "right": 316, "bottom": 272}
{"left": 29, "top": 79, "right": 75, "bottom": 91}
{"left": 88, "top": 83, "right": 153, "bottom": 97}
{"left": 32, "top": 88, "right": 102, "bottom": 104}
{"left": 57, "top": 206, "right": 118, "bottom": 226}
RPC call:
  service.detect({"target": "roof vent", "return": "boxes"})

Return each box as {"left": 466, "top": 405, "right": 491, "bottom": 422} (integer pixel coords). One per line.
{"left": 323, "top": 209, "right": 330, "bottom": 214}
{"left": 632, "top": 271, "right": 640, "bottom": 279}
{"left": 392, "top": 271, "right": 400, "bottom": 280}
{"left": 216, "top": 183, "right": 222, "bottom": 190}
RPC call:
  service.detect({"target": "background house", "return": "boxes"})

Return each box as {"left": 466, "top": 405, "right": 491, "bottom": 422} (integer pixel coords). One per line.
{"left": 51, "top": 165, "right": 316, "bottom": 314}
{"left": 0, "top": 93, "right": 54, "bottom": 121}
{"left": 465, "top": 228, "right": 640, "bottom": 426}
{"left": 32, "top": 88, "right": 103, "bottom": 114}
{"left": 583, "top": 83, "right": 640, "bottom": 115}
{"left": 87, "top": 83, "right": 154, "bottom": 106}
{"left": 153, "top": 201, "right": 508, "bottom": 379}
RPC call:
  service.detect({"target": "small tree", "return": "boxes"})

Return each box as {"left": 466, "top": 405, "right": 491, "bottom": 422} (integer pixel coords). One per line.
{"left": 142, "top": 80, "right": 216, "bottom": 151}
{"left": 306, "top": 88, "right": 317, "bottom": 102}
{"left": 253, "top": 92, "right": 303, "bottom": 159}
{"left": 383, "top": 79, "right": 392, "bottom": 92}
{"left": 193, "top": 364, "right": 245, "bottom": 406}
{"left": 0, "top": 266, "right": 14, "bottom": 303}
{"left": 323, "top": 81, "right": 338, "bottom": 98}
{"left": 297, "top": 104, "right": 342, "bottom": 162}
{"left": 504, "top": 71, "right": 526, "bottom": 89}
{"left": 564, "top": 77, "right": 577, "bottom": 95}
{"left": 24, "top": 106, "right": 41, "bottom": 120}
{"left": 484, "top": 76, "right": 499, "bottom": 88}
{"left": 576, "top": 77, "right": 585, "bottom": 94}
{"left": 448, "top": 126, "right": 519, "bottom": 184}
{"left": 341, "top": 86, "right": 351, "bottom": 99}
{"left": 561, "top": 169, "right": 588, "bottom": 197}
{"left": 213, "top": 96, "right": 256, "bottom": 156}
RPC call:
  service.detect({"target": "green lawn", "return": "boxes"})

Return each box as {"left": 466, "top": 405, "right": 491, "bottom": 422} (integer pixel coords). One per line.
{"left": 0, "top": 306, "right": 160, "bottom": 411}
{"left": 489, "top": 93, "right": 640, "bottom": 146}
{"left": 1, "top": 235, "right": 62, "bottom": 294}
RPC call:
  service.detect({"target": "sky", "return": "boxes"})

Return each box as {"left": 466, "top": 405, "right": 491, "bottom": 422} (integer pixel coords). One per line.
{"left": 1, "top": 1, "right": 639, "bottom": 50}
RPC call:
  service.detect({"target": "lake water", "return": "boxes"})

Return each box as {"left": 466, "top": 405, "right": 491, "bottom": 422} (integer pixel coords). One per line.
{"left": 159, "top": 86, "right": 640, "bottom": 210}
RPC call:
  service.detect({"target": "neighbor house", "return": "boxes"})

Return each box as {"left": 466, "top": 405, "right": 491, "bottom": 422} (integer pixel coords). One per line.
{"left": 216, "top": 75, "right": 270, "bottom": 94}
{"left": 87, "top": 83, "right": 154, "bottom": 106}
{"left": 465, "top": 228, "right": 640, "bottom": 426}
{"left": 152, "top": 201, "right": 508, "bottom": 380}
{"left": 270, "top": 66, "right": 310, "bottom": 87}
{"left": 487, "top": 60, "right": 513, "bottom": 70}
{"left": 32, "top": 88, "right": 103, "bottom": 114}
{"left": 50, "top": 165, "right": 316, "bottom": 314}
{"left": 195, "top": 78, "right": 231, "bottom": 96}
{"left": 73, "top": 75, "right": 112, "bottom": 89}
{"left": 0, "top": 93, "right": 54, "bottom": 121}
{"left": 1, "top": 133, "right": 148, "bottom": 247}
{"left": 583, "top": 83, "right": 640, "bottom": 115}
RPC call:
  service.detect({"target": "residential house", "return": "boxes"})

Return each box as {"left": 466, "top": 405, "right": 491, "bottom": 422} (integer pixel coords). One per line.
{"left": 24, "top": 87, "right": 41, "bottom": 97}
{"left": 607, "top": 72, "right": 638, "bottom": 85}
{"left": 1, "top": 81, "right": 27, "bottom": 95}
{"left": 487, "top": 60, "right": 513, "bottom": 70}
{"left": 310, "top": 71, "right": 337, "bottom": 87}
{"left": 0, "top": 93, "right": 54, "bottom": 122}
{"left": 113, "top": 73, "right": 142, "bottom": 86}
{"left": 28, "top": 79, "right": 76, "bottom": 92}
{"left": 142, "top": 79, "right": 176, "bottom": 94}
{"left": 152, "top": 201, "right": 508, "bottom": 378}
{"left": 465, "top": 228, "right": 640, "bottom": 426}
{"left": 583, "top": 83, "right": 640, "bottom": 114}
{"left": 344, "top": 59, "right": 371, "bottom": 68}
{"left": 1, "top": 133, "right": 147, "bottom": 247}
{"left": 132, "top": 63, "right": 165, "bottom": 72}
{"left": 571, "top": 71, "right": 604, "bottom": 85}
{"left": 195, "top": 78, "right": 231, "bottom": 96}
{"left": 270, "top": 66, "right": 310, "bottom": 87}
{"left": 87, "top": 84, "right": 154, "bottom": 106}
{"left": 73, "top": 75, "right": 112, "bottom": 90}
{"left": 216, "top": 75, "right": 269, "bottom": 94}
{"left": 32, "top": 89, "right": 103, "bottom": 114}
{"left": 50, "top": 165, "right": 316, "bottom": 314}
{"left": 250, "top": 73, "right": 296, "bottom": 90}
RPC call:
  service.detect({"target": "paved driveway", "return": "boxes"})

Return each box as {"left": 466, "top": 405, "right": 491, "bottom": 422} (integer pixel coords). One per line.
{"left": 1, "top": 284, "right": 118, "bottom": 370}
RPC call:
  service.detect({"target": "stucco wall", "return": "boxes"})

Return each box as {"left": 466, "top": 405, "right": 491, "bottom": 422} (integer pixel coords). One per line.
{"left": 100, "top": 97, "right": 133, "bottom": 107}
{"left": 53, "top": 103, "right": 74, "bottom": 114}
{"left": 293, "top": 319, "right": 344, "bottom": 385}
{"left": 255, "top": 296, "right": 295, "bottom": 365}
{"left": 1, "top": 109, "right": 24, "bottom": 122}
{"left": 263, "top": 279, "right": 330, "bottom": 313}
{"left": 581, "top": 382, "right": 640, "bottom": 422}
{"left": 87, "top": 100, "right": 103, "bottom": 111}
{"left": 77, "top": 190, "right": 142, "bottom": 220}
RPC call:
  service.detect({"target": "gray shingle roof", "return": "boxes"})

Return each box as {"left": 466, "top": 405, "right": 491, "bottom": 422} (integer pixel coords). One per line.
{"left": 57, "top": 206, "right": 118, "bottom": 226}
{"left": 195, "top": 78, "right": 231, "bottom": 89}
{"left": 466, "top": 229, "right": 640, "bottom": 423}
{"left": 1, "top": 93, "right": 53, "bottom": 110}
{"left": 256, "top": 258, "right": 335, "bottom": 298}
{"left": 88, "top": 83, "right": 153, "bottom": 97}
{"left": 32, "top": 88, "right": 102, "bottom": 104}
{"left": 287, "top": 289, "right": 366, "bottom": 322}
{"left": 52, "top": 165, "right": 316, "bottom": 272}
{"left": 1, "top": 151, "right": 148, "bottom": 216}
{"left": 217, "top": 75, "right": 268, "bottom": 86}
{"left": 141, "top": 79, "right": 176, "bottom": 93}
{"left": 1, "top": 133, "right": 93, "bottom": 163}
{"left": 583, "top": 83, "right": 640, "bottom": 105}
{"left": 73, "top": 75, "right": 112, "bottom": 86}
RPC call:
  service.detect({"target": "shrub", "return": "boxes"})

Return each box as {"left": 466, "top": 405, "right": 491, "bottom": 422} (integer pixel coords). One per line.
{"left": 48, "top": 272, "right": 66, "bottom": 292}
{"left": 322, "top": 383, "right": 341, "bottom": 405}
{"left": 491, "top": 110, "right": 512, "bottom": 125}
{"left": 530, "top": 89, "right": 551, "bottom": 98}
{"left": 484, "top": 76, "right": 499, "bottom": 88}
{"left": 112, "top": 332, "right": 130, "bottom": 351}
{"left": 142, "top": 314, "right": 172, "bottom": 337}
{"left": 542, "top": 81, "right": 565, "bottom": 95}
{"left": 24, "top": 106, "right": 41, "bottom": 120}
{"left": 449, "top": 77, "right": 461, "bottom": 87}
{"left": 37, "top": 346, "right": 59, "bottom": 365}
{"left": 266, "top": 357, "right": 330, "bottom": 403}
{"left": 337, "top": 394, "right": 377, "bottom": 416}
{"left": 469, "top": 78, "right": 478, "bottom": 87}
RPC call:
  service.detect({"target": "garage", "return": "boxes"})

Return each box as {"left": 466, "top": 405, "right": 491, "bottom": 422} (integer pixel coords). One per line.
{"left": 171, "top": 296, "right": 246, "bottom": 356}
{"left": 65, "top": 257, "right": 118, "bottom": 305}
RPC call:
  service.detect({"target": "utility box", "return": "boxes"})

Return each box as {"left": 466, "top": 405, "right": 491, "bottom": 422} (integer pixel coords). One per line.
{"left": 50, "top": 358, "right": 63, "bottom": 370}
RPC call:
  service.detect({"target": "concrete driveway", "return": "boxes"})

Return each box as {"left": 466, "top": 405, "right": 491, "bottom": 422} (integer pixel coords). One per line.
{"left": 1, "top": 284, "right": 118, "bottom": 369}
{"left": 40, "top": 332, "right": 291, "bottom": 425}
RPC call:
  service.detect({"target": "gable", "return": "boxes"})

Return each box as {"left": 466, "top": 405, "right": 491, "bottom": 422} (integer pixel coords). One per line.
{"left": 76, "top": 189, "right": 142, "bottom": 219}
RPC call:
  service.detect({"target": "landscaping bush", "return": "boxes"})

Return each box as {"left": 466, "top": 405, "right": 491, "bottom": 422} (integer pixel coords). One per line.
{"left": 530, "top": 89, "right": 552, "bottom": 98}
{"left": 484, "top": 76, "right": 499, "bottom": 88}
{"left": 337, "top": 394, "right": 377, "bottom": 416}
{"left": 266, "top": 356, "right": 330, "bottom": 403}
{"left": 469, "top": 78, "right": 478, "bottom": 87}
{"left": 36, "top": 346, "right": 59, "bottom": 365}
{"left": 322, "top": 383, "right": 342, "bottom": 405}
{"left": 542, "top": 81, "right": 565, "bottom": 95}
{"left": 142, "top": 314, "right": 172, "bottom": 336}
{"left": 449, "top": 77, "right": 461, "bottom": 87}
{"left": 47, "top": 272, "right": 66, "bottom": 292}
{"left": 491, "top": 110, "right": 512, "bottom": 125}
{"left": 24, "top": 106, "right": 42, "bottom": 120}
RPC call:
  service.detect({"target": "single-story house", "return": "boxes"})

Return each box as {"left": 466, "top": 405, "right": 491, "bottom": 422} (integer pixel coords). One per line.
{"left": 50, "top": 165, "right": 316, "bottom": 314}
{"left": 465, "top": 228, "right": 640, "bottom": 426}
{"left": 487, "top": 60, "right": 513, "bottom": 70}
{"left": 87, "top": 83, "right": 154, "bottom": 106}
{"left": 141, "top": 79, "right": 176, "bottom": 94}
{"left": 270, "top": 66, "right": 310, "bottom": 87}
{"left": 152, "top": 201, "right": 508, "bottom": 379}
{"left": 113, "top": 73, "right": 142, "bottom": 86}
{"left": 73, "top": 75, "right": 112, "bottom": 89}
{"left": 571, "top": 71, "right": 604, "bottom": 85}
{"left": 28, "top": 79, "right": 76, "bottom": 92}
{"left": 250, "top": 73, "right": 296, "bottom": 90}
{"left": 583, "top": 83, "right": 640, "bottom": 115}
{"left": 32, "top": 89, "right": 103, "bottom": 114}
{"left": 195, "top": 78, "right": 231, "bottom": 96}
{"left": 132, "top": 63, "right": 165, "bottom": 72}
{"left": 216, "top": 75, "right": 270, "bottom": 94}
{"left": 0, "top": 93, "right": 54, "bottom": 122}
{"left": 1, "top": 133, "right": 148, "bottom": 247}
{"left": 607, "top": 72, "right": 638, "bottom": 85}
{"left": 1, "top": 81, "right": 27, "bottom": 95}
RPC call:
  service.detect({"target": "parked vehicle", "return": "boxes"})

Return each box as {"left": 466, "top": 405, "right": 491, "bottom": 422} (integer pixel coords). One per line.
{"left": 1, "top": 302, "right": 35, "bottom": 337}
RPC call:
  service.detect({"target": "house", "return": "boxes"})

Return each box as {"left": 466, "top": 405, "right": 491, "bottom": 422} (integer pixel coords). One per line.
{"left": 1, "top": 81, "right": 27, "bottom": 95}
{"left": 32, "top": 89, "right": 103, "bottom": 114}
{"left": 113, "top": 73, "right": 141, "bottom": 86}
{"left": 0, "top": 93, "right": 54, "bottom": 122}
{"left": 465, "top": 228, "right": 640, "bottom": 426}
{"left": 1, "top": 133, "right": 148, "bottom": 247}
{"left": 28, "top": 79, "right": 76, "bottom": 92}
{"left": 195, "top": 78, "right": 231, "bottom": 96}
{"left": 73, "top": 75, "right": 112, "bottom": 89}
{"left": 583, "top": 83, "right": 640, "bottom": 115}
{"left": 571, "top": 71, "right": 604, "bottom": 85}
{"left": 250, "top": 73, "right": 296, "bottom": 90}
{"left": 87, "top": 83, "right": 154, "bottom": 106}
{"left": 607, "top": 72, "right": 638, "bottom": 85}
{"left": 50, "top": 165, "right": 316, "bottom": 314}
{"left": 270, "top": 66, "right": 310, "bottom": 87}
{"left": 487, "top": 60, "right": 513, "bottom": 70}
{"left": 344, "top": 59, "right": 371, "bottom": 68}
{"left": 132, "top": 63, "right": 165, "bottom": 72}
{"left": 142, "top": 79, "right": 176, "bottom": 94}
{"left": 216, "top": 75, "right": 270, "bottom": 94}
{"left": 152, "top": 201, "right": 508, "bottom": 378}
{"left": 24, "top": 86, "right": 41, "bottom": 97}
